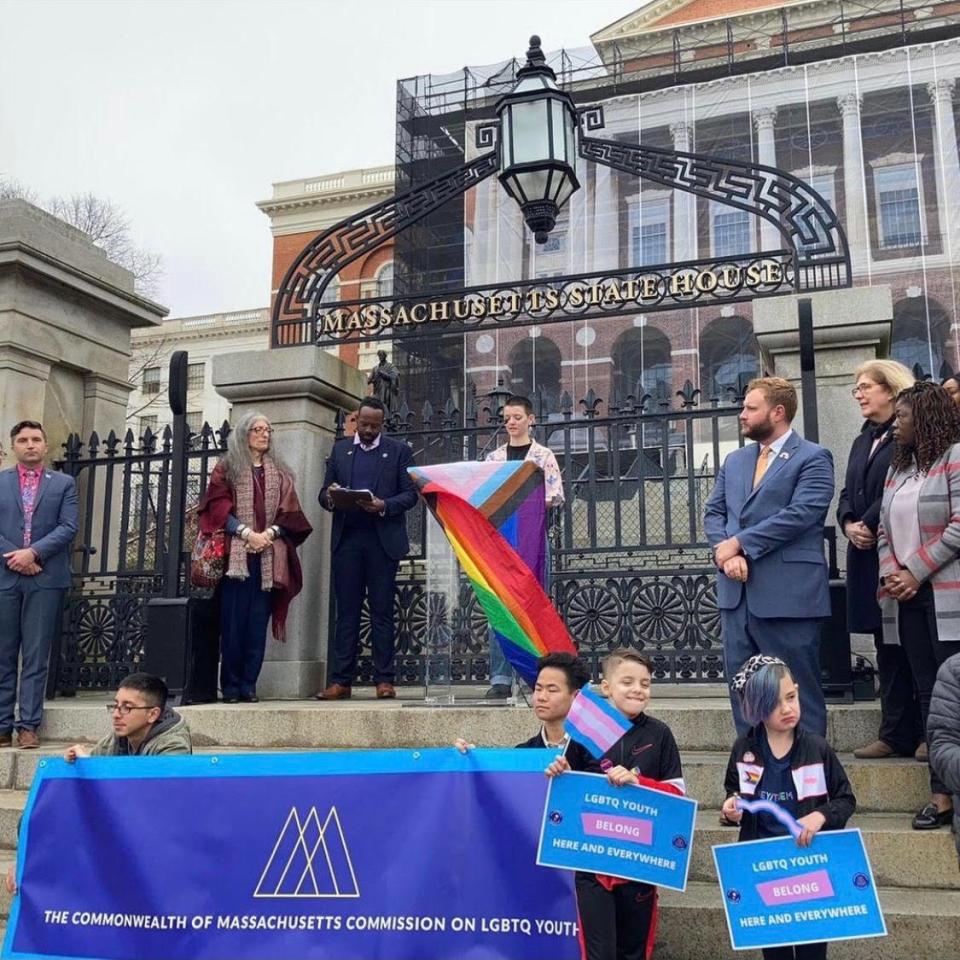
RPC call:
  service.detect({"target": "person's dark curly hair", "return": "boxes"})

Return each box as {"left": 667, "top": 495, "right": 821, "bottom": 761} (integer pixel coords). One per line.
{"left": 891, "top": 380, "right": 960, "bottom": 473}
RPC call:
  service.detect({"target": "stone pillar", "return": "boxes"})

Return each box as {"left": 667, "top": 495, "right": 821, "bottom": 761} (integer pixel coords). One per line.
{"left": 0, "top": 348, "right": 49, "bottom": 455}
{"left": 0, "top": 199, "right": 165, "bottom": 455}
{"left": 670, "top": 121, "right": 698, "bottom": 262}
{"left": 752, "top": 285, "right": 893, "bottom": 516}
{"left": 213, "top": 347, "right": 365, "bottom": 698}
{"left": 928, "top": 79, "right": 960, "bottom": 259}
{"left": 753, "top": 107, "right": 781, "bottom": 251}
{"left": 837, "top": 94, "right": 869, "bottom": 273}
{"left": 592, "top": 161, "right": 620, "bottom": 272}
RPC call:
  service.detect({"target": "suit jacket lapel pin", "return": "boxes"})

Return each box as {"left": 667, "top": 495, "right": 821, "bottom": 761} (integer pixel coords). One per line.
{"left": 778, "top": 451, "right": 790, "bottom": 460}
{"left": 382, "top": 452, "right": 388, "bottom": 458}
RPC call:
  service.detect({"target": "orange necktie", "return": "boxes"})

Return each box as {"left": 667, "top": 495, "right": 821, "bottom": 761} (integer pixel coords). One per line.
{"left": 753, "top": 446, "right": 771, "bottom": 488}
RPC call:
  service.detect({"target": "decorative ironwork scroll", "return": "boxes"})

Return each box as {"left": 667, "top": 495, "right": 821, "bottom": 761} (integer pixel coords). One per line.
{"left": 579, "top": 107, "right": 850, "bottom": 293}
{"left": 272, "top": 151, "right": 499, "bottom": 347}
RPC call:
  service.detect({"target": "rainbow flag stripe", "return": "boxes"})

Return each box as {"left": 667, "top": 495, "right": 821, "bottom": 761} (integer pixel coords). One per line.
{"left": 408, "top": 460, "right": 576, "bottom": 684}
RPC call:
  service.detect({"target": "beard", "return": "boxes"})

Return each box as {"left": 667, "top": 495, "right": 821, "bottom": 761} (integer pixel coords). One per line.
{"left": 743, "top": 414, "right": 776, "bottom": 442}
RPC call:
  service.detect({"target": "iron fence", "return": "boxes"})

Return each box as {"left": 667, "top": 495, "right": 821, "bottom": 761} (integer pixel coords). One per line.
{"left": 51, "top": 423, "right": 229, "bottom": 693}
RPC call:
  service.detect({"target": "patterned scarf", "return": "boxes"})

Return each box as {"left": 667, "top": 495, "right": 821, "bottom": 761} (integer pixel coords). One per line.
{"left": 226, "top": 456, "right": 281, "bottom": 590}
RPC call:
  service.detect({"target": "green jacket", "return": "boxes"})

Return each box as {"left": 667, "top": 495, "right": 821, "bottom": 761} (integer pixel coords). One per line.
{"left": 91, "top": 708, "right": 193, "bottom": 757}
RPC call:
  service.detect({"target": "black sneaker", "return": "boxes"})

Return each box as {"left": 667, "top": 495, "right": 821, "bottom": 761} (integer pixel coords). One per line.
{"left": 485, "top": 684, "right": 512, "bottom": 700}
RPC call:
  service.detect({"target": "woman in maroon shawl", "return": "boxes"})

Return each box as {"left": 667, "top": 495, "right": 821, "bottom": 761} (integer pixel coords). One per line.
{"left": 198, "top": 412, "right": 311, "bottom": 703}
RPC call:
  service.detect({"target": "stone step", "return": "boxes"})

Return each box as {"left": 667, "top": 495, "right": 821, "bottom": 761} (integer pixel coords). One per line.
{"left": 657, "top": 882, "right": 960, "bottom": 959}
{"left": 38, "top": 697, "right": 884, "bottom": 753}
{"left": 683, "top": 751, "right": 931, "bottom": 814}
{"left": 689, "top": 811, "right": 959, "bottom": 890}
{"left": 0, "top": 744, "right": 933, "bottom": 821}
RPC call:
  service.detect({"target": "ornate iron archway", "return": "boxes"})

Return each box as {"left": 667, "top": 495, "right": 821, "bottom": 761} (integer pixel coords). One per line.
{"left": 270, "top": 35, "right": 852, "bottom": 684}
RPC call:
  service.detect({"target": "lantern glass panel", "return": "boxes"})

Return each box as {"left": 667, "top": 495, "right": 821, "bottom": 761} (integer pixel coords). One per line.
{"left": 510, "top": 100, "right": 550, "bottom": 164}
{"left": 554, "top": 176, "right": 576, "bottom": 209}
{"left": 513, "top": 169, "right": 551, "bottom": 204}
{"left": 501, "top": 117, "right": 512, "bottom": 167}
{"left": 551, "top": 100, "right": 567, "bottom": 161}
{"left": 515, "top": 75, "right": 552, "bottom": 93}
{"left": 565, "top": 113, "right": 577, "bottom": 168}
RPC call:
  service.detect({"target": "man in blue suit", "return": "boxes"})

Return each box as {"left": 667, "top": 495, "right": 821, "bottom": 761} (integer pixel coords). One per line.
{"left": 0, "top": 421, "right": 78, "bottom": 748}
{"left": 704, "top": 378, "right": 834, "bottom": 736}
{"left": 316, "top": 397, "right": 417, "bottom": 701}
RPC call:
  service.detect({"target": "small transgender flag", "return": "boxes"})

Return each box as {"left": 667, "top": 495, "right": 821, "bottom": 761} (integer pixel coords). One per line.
{"left": 564, "top": 685, "right": 632, "bottom": 758}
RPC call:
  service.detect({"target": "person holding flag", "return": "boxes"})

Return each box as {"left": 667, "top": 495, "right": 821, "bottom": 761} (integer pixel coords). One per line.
{"left": 547, "top": 648, "right": 684, "bottom": 960}
{"left": 720, "top": 655, "right": 856, "bottom": 960}
{"left": 455, "top": 651, "right": 593, "bottom": 755}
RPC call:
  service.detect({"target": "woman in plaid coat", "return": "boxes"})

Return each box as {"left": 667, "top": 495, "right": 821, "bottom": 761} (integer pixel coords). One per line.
{"left": 877, "top": 381, "right": 960, "bottom": 830}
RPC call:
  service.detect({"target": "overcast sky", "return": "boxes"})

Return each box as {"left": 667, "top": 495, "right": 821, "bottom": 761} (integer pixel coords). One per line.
{"left": 1, "top": 0, "right": 638, "bottom": 317}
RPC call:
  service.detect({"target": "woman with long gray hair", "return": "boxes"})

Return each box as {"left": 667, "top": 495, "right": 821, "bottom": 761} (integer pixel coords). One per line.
{"left": 198, "top": 413, "right": 312, "bottom": 702}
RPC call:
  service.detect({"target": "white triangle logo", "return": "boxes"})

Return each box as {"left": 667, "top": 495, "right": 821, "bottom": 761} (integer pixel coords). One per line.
{"left": 253, "top": 806, "right": 360, "bottom": 899}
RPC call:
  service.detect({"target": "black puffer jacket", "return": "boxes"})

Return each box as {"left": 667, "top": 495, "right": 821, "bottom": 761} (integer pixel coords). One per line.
{"left": 929, "top": 653, "right": 960, "bottom": 866}
{"left": 724, "top": 725, "right": 856, "bottom": 842}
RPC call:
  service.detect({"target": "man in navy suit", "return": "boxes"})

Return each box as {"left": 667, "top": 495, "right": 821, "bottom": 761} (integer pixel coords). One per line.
{"left": 0, "top": 421, "right": 78, "bottom": 748}
{"left": 316, "top": 397, "right": 417, "bottom": 700}
{"left": 704, "top": 378, "right": 834, "bottom": 736}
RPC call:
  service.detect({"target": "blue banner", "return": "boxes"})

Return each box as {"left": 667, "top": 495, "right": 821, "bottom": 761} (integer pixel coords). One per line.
{"left": 712, "top": 829, "right": 886, "bottom": 951}
{"left": 536, "top": 771, "right": 697, "bottom": 891}
{"left": 4, "top": 749, "right": 581, "bottom": 960}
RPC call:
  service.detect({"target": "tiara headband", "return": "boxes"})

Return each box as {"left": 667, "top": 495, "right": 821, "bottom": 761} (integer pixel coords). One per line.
{"left": 730, "top": 654, "right": 786, "bottom": 693}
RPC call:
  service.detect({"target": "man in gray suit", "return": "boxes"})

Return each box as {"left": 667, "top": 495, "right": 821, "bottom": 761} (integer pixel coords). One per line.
{"left": 0, "top": 421, "right": 78, "bottom": 749}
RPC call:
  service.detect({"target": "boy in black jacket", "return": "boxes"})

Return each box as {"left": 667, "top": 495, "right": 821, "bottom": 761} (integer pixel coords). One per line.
{"left": 547, "top": 648, "right": 685, "bottom": 960}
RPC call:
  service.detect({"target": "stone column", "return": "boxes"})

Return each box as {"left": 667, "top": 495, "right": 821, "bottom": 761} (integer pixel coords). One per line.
{"left": 752, "top": 285, "right": 893, "bottom": 517}
{"left": 0, "top": 199, "right": 164, "bottom": 455}
{"left": 670, "top": 121, "right": 698, "bottom": 262}
{"left": 213, "top": 347, "right": 365, "bottom": 698}
{"left": 753, "top": 107, "right": 781, "bottom": 251}
{"left": 837, "top": 94, "right": 869, "bottom": 273}
{"left": 592, "top": 161, "right": 619, "bottom": 271}
{"left": 928, "top": 79, "right": 960, "bottom": 258}
{"left": 0, "top": 348, "right": 49, "bottom": 447}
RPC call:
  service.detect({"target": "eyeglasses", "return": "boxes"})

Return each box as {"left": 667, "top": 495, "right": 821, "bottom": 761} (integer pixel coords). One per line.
{"left": 106, "top": 702, "right": 155, "bottom": 715}
{"left": 851, "top": 383, "right": 880, "bottom": 397}
{"left": 249, "top": 426, "right": 272, "bottom": 435}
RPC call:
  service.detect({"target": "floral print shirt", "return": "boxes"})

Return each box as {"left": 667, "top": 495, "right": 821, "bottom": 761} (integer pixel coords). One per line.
{"left": 486, "top": 439, "right": 565, "bottom": 507}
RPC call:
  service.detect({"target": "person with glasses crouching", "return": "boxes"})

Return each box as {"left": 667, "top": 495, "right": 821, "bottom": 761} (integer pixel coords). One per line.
{"left": 4, "top": 673, "right": 193, "bottom": 897}
{"left": 63, "top": 673, "right": 192, "bottom": 759}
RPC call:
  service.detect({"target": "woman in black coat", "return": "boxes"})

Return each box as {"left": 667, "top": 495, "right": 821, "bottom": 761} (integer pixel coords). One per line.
{"left": 837, "top": 360, "right": 923, "bottom": 760}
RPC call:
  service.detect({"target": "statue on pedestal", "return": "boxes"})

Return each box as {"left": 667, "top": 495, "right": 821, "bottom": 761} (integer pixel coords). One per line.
{"left": 367, "top": 349, "right": 400, "bottom": 415}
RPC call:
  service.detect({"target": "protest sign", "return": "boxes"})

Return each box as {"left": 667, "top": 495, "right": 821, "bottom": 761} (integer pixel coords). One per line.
{"left": 536, "top": 771, "right": 696, "bottom": 891}
{"left": 711, "top": 829, "right": 886, "bottom": 951}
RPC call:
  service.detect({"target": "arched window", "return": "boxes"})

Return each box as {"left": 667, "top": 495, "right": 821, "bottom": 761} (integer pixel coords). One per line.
{"left": 891, "top": 298, "right": 952, "bottom": 378}
{"left": 699, "top": 316, "right": 759, "bottom": 399}
{"left": 612, "top": 326, "right": 672, "bottom": 401}
{"left": 507, "top": 335, "right": 562, "bottom": 413}
{"left": 376, "top": 261, "right": 394, "bottom": 298}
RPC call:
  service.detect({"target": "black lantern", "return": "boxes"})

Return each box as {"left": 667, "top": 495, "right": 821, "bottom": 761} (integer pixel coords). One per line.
{"left": 496, "top": 36, "right": 580, "bottom": 244}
